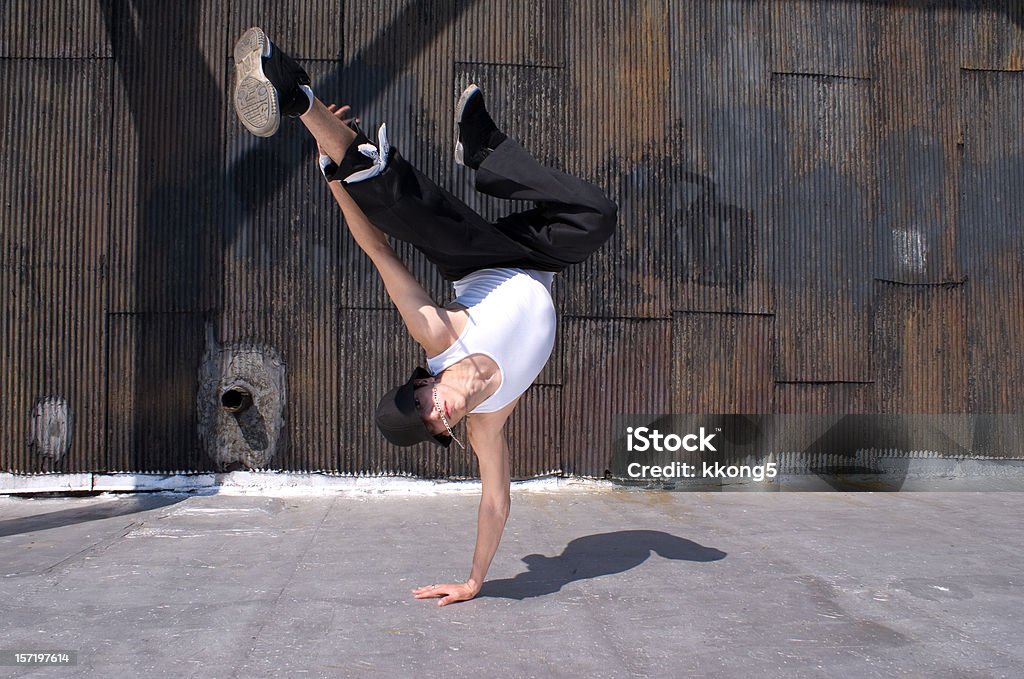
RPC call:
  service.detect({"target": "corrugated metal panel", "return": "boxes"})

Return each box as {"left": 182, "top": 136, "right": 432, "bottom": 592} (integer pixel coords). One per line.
{"left": 959, "top": 0, "right": 1024, "bottom": 71}
{"left": 774, "top": 384, "right": 876, "bottom": 415}
{"left": 228, "top": 1, "right": 343, "bottom": 60}
{"left": 223, "top": 64, "right": 344, "bottom": 323}
{"left": 770, "top": 0, "right": 877, "bottom": 79}
{"left": 670, "top": 0, "right": 774, "bottom": 314}
{"left": 505, "top": 385, "right": 561, "bottom": 479}
{"left": 340, "top": 0, "right": 466, "bottom": 306}
{"left": 220, "top": 61, "right": 394, "bottom": 473}
{"left": 454, "top": 0, "right": 565, "bottom": 67}
{"left": 562, "top": 0, "right": 671, "bottom": 318}
{"left": 4, "top": 1, "right": 1024, "bottom": 477}
{"left": 873, "top": 282, "right": 968, "bottom": 413}
{"left": 561, "top": 319, "right": 673, "bottom": 477}
{"left": 874, "top": 3, "right": 963, "bottom": 284}
{"left": 292, "top": 308, "right": 341, "bottom": 472}
{"left": 673, "top": 312, "right": 774, "bottom": 413}
{"left": 772, "top": 73, "right": 874, "bottom": 382}
{"left": 0, "top": 60, "right": 110, "bottom": 473}
{"left": 0, "top": 0, "right": 111, "bottom": 58}
{"left": 107, "top": 313, "right": 208, "bottom": 473}
{"left": 567, "top": 0, "right": 669, "bottom": 173}
{"left": 959, "top": 69, "right": 1024, "bottom": 413}
{"left": 108, "top": 1, "right": 226, "bottom": 313}
{"left": 534, "top": 325, "right": 564, "bottom": 387}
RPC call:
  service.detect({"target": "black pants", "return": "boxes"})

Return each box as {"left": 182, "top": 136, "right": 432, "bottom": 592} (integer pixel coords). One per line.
{"left": 335, "top": 134, "right": 617, "bottom": 281}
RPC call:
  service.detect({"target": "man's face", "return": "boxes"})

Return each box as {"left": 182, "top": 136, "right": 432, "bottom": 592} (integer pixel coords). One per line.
{"left": 411, "top": 378, "right": 466, "bottom": 436}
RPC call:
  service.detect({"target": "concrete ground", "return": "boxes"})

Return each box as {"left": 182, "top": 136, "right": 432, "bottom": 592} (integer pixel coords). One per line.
{"left": 0, "top": 485, "right": 1021, "bottom": 679}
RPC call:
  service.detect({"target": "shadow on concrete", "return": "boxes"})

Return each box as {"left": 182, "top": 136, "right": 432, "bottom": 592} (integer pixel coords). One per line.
{"left": 480, "top": 530, "right": 726, "bottom": 600}
{"left": 0, "top": 495, "right": 187, "bottom": 538}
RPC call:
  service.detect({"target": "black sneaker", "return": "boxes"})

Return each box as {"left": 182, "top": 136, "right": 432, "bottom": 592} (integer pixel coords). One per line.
{"left": 233, "top": 27, "right": 312, "bottom": 137}
{"left": 455, "top": 84, "right": 507, "bottom": 169}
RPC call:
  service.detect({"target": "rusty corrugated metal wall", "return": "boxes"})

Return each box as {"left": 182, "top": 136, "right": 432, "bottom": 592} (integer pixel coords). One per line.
{"left": 1, "top": 0, "right": 1022, "bottom": 478}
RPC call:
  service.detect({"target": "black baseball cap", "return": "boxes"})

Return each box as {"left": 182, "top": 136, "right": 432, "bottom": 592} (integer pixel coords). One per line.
{"left": 374, "top": 367, "right": 453, "bottom": 448}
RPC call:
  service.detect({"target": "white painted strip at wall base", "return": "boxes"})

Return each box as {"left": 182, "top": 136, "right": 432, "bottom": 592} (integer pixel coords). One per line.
{"left": 0, "top": 472, "right": 608, "bottom": 496}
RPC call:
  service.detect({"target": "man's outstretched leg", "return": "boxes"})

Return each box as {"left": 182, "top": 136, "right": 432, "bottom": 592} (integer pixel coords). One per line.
{"left": 231, "top": 27, "right": 546, "bottom": 280}
{"left": 233, "top": 26, "right": 363, "bottom": 166}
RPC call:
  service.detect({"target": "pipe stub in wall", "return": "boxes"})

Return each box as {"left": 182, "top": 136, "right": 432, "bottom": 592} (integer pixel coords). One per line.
{"left": 221, "top": 385, "right": 253, "bottom": 414}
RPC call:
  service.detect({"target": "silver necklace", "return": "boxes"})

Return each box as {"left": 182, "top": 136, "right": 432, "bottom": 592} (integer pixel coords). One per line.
{"left": 433, "top": 385, "right": 465, "bottom": 449}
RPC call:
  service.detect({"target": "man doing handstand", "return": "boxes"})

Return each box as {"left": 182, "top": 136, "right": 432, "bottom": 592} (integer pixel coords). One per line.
{"left": 232, "top": 27, "right": 616, "bottom": 605}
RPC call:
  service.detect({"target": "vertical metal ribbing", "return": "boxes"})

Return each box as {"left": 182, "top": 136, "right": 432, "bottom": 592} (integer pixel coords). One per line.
{"left": 670, "top": 0, "right": 775, "bottom": 316}
{"left": 505, "top": 385, "right": 562, "bottom": 479}
{"left": 771, "top": 72, "right": 875, "bottom": 383}
{"left": 0, "top": 60, "right": 110, "bottom": 474}
{"left": 958, "top": 0, "right": 1024, "bottom": 72}
{"left": 104, "top": 2, "right": 227, "bottom": 473}
{"left": 454, "top": 0, "right": 564, "bottom": 68}
{"left": 673, "top": 312, "right": 775, "bottom": 414}
{"left": 873, "top": 283, "right": 968, "bottom": 414}
{"left": 959, "top": 69, "right": 1024, "bottom": 413}
{"left": 3, "top": 1, "right": 1024, "bottom": 477}
{"left": 774, "top": 384, "right": 877, "bottom": 415}
{"left": 561, "top": 0, "right": 672, "bottom": 319}
{"left": 873, "top": 3, "right": 962, "bottom": 285}
{"left": 769, "top": 1, "right": 876, "bottom": 79}
{"left": 342, "top": 0, "right": 462, "bottom": 310}
{"left": 561, "top": 319, "right": 673, "bottom": 477}
{"left": 0, "top": 1, "right": 111, "bottom": 58}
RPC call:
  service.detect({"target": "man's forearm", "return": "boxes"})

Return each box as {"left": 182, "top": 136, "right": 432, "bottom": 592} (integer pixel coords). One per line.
{"left": 327, "top": 180, "right": 390, "bottom": 252}
{"left": 467, "top": 497, "right": 510, "bottom": 592}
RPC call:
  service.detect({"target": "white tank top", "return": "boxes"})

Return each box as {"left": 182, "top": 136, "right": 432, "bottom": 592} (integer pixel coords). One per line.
{"left": 427, "top": 268, "right": 556, "bottom": 413}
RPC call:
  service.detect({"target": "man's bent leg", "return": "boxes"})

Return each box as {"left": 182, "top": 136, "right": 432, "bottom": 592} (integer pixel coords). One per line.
{"left": 479, "top": 138, "right": 618, "bottom": 268}
{"left": 453, "top": 85, "right": 617, "bottom": 267}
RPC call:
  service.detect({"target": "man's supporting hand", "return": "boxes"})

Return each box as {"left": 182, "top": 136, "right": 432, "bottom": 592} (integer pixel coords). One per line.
{"left": 412, "top": 580, "right": 481, "bottom": 607}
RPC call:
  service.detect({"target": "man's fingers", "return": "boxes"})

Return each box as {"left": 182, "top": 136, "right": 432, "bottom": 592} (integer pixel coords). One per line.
{"left": 412, "top": 584, "right": 444, "bottom": 598}
{"left": 321, "top": 103, "right": 360, "bottom": 130}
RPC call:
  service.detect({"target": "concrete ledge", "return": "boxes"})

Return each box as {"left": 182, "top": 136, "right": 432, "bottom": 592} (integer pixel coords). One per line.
{"left": 0, "top": 473, "right": 94, "bottom": 494}
{"left": 93, "top": 473, "right": 217, "bottom": 493}
{"left": 0, "top": 472, "right": 606, "bottom": 496}
{"left": 4, "top": 458, "right": 1024, "bottom": 496}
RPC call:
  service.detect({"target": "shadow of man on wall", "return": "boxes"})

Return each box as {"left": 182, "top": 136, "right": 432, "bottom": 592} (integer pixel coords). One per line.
{"left": 480, "top": 530, "right": 726, "bottom": 600}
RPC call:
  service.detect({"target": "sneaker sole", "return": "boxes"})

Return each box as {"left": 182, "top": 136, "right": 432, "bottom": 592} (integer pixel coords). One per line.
{"left": 454, "top": 84, "right": 481, "bottom": 167}
{"left": 233, "top": 27, "right": 279, "bottom": 138}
